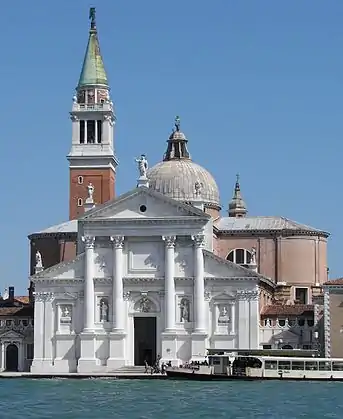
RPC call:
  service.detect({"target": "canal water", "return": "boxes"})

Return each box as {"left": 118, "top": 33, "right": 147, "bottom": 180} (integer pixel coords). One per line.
{"left": 0, "top": 378, "right": 341, "bottom": 418}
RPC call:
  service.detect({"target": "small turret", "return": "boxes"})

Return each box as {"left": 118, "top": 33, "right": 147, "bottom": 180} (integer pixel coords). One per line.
{"left": 228, "top": 174, "right": 247, "bottom": 218}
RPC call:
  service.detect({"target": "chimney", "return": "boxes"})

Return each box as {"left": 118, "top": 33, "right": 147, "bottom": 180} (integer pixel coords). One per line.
{"left": 8, "top": 286, "right": 14, "bottom": 301}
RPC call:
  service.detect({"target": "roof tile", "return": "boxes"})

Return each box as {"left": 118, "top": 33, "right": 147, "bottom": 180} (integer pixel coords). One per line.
{"left": 261, "top": 304, "right": 314, "bottom": 316}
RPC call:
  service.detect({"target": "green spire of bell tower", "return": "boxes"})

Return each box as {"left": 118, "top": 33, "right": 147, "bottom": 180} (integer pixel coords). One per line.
{"left": 78, "top": 7, "right": 108, "bottom": 87}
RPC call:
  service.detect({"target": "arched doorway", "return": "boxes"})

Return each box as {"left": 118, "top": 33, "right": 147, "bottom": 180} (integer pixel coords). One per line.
{"left": 6, "top": 344, "right": 18, "bottom": 371}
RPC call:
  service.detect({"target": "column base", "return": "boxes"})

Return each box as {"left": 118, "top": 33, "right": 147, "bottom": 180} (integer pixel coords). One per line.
{"left": 77, "top": 331, "right": 96, "bottom": 372}
{"left": 30, "top": 359, "right": 54, "bottom": 374}
{"left": 77, "top": 359, "right": 99, "bottom": 373}
{"left": 107, "top": 330, "right": 126, "bottom": 370}
{"left": 191, "top": 331, "right": 208, "bottom": 362}
{"left": 161, "top": 331, "right": 178, "bottom": 366}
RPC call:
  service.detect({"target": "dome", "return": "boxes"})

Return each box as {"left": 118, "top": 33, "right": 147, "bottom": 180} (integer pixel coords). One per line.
{"left": 148, "top": 159, "right": 220, "bottom": 207}
{"left": 147, "top": 116, "right": 220, "bottom": 208}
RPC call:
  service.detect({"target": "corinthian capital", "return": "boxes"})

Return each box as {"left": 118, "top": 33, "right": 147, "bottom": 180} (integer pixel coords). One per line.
{"left": 191, "top": 234, "right": 205, "bottom": 248}
{"left": 82, "top": 236, "right": 95, "bottom": 249}
{"left": 162, "top": 235, "right": 176, "bottom": 248}
{"left": 110, "top": 236, "right": 125, "bottom": 249}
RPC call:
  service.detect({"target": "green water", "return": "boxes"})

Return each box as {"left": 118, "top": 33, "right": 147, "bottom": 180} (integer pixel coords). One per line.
{"left": 0, "top": 379, "right": 341, "bottom": 418}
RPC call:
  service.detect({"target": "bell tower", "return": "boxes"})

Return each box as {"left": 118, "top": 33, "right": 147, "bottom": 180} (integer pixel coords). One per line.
{"left": 68, "top": 8, "right": 118, "bottom": 220}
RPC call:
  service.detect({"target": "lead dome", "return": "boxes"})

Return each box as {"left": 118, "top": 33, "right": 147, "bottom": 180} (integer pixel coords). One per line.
{"left": 147, "top": 117, "right": 220, "bottom": 209}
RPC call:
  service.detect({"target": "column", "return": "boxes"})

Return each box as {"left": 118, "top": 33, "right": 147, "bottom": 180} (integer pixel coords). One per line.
{"left": 162, "top": 236, "right": 176, "bottom": 331}
{"left": 82, "top": 236, "right": 95, "bottom": 332}
{"left": 84, "top": 120, "right": 88, "bottom": 144}
{"left": 95, "top": 120, "right": 98, "bottom": 144}
{"left": 1, "top": 343, "right": 5, "bottom": 371}
{"left": 110, "top": 236, "right": 125, "bottom": 331}
{"left": 33, "top": 293, "right": 44, "bottom": 360}
{"left": 231, "top": 303, "right": 236, "bottom": 335}
{"left": 192, "top": 234, "right": 206, "bottom": 332}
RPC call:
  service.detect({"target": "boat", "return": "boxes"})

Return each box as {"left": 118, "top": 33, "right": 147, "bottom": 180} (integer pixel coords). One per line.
{"left": 166, "top": 352, "right": 343, "bottom": 381}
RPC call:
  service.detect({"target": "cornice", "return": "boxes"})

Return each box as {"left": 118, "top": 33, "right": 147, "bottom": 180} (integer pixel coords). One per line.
{"left": 81, "top": 217, "right": 207, "bottom": 227}
{"left": 28, "top": 232, "right": 77, "bottom": 240}
{"left": 216, "top": 229, "right": 329, "bottom": 238}
{"left": 33, "top": 278, "right": 84, "bottom": 285}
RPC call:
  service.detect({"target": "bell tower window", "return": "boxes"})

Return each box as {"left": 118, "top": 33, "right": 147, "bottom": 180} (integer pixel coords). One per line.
{"left": 79, "top": 121, "right": 85, "bottom": 144}
{"left": 87, "top": 121, "right": 96, "bottom": 144}
{"left": 97, "top": 120, "right": 102, "bottom": 143}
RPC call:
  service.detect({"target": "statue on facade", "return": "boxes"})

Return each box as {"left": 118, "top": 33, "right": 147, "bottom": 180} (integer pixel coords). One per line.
{"left": 139, "top": 296, "right": 151, "bottom": 313}
{"left": 194, "top": 181, "right": 203, "bottom": 198}
{"left": 87, "top": 183, "right": 94, "bottom": 201}
{"left": 218, "top": 305, "right": 230, "bottom": 324}
{"left": 135, "top": 154, "right": 148, "bottom": 178}
{"left": 174, "top": 115, "right": 181, "bottom": 132}
{"left": 35, "top": 251, "right": 43, "bottom": 269}
{"left": 180, "top": 298, "right": 190, "bottom": 322}
{"left": 250, "top": 247, "right": 257, "bottom": 265}
{"left": 61, "top": 305, "right": 72, "bottom": 323}
{"left": 100, "top": 298, "right": 109, "bottom": 322}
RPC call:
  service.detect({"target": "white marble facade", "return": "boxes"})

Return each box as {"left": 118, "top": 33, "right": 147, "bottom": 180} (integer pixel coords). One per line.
{"left": 30, "top": 187, "right": 267, "bottom": 373}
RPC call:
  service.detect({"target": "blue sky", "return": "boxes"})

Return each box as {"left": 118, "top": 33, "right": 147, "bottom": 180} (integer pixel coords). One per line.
{"left": 1, "top": 0, "right": 343, "bottom": 294}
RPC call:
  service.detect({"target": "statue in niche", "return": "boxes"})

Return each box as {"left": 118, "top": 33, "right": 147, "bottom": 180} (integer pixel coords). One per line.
{"left": 35, "top": 251, "right": 43, "bottom": 269}
{"left": 218, "top": 305, "right": 230, "bottom": 324}
{"left": 60, "top": 305, "right": 72, "bottom": 324}
{"left": 135, "top": 154, "right": 148, "bottom": 178}
{"left": 139, "top": 296, "right": 152, "bottom": 313}
{"left": 180, "top": 298, "right": 190, "bottom": 322}
{"left": 100, "top": 298, "right": 109, "bottom": 322}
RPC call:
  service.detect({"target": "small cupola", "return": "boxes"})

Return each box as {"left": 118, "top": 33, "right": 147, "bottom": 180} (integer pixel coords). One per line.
{"left": 228, "top": 174, "right": 247, "bottom": 218}
{"left": 163, "top": 116, "right": 191, "bottom": 161}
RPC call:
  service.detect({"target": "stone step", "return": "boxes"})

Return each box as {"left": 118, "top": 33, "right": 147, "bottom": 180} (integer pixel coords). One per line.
{"left": 115, "top": 366, "right": 146, "bottom": 373}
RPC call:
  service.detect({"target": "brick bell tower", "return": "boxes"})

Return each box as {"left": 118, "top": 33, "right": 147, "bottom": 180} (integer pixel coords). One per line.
{"left": 68, "top": 8, "right": 118, "bottom": 220}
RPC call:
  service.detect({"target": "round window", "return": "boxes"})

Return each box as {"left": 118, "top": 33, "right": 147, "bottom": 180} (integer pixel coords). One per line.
{"left": 139, "top": 205, "right": 147, "bottom": 213}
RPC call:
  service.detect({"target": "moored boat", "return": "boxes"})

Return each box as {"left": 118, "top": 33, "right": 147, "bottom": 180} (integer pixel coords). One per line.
{"left": 166, "top": 353, "right": 343, "bottom": 381}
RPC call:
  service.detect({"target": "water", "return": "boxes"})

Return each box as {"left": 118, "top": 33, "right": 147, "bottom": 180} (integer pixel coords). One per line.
{"left": 0, "top": 379, "right": 342, "bottom": 418}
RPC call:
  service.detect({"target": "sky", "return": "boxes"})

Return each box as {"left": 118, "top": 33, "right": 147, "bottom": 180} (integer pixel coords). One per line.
{"left": 1, "top": 0, "right": 343, "bottom": 294}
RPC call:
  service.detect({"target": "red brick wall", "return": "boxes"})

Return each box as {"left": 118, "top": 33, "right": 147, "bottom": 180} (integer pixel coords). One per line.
{"left": 69, "top": 168, "right": 115, "bottom": 220}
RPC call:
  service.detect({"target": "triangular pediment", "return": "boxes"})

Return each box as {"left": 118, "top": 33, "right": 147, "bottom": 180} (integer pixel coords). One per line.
{"left": 81, "top": 187, "right": 210, "bottom": 221}
{"left": 0, "top": 330, "right": 24, "bottom": 339}
{"left": 30, "top": 253, "right": 84, "bottom": 282}
{"left": 204, "top": 250, "right": 275, "bottom": 287}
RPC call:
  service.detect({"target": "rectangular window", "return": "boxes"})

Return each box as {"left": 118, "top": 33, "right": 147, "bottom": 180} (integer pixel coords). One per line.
{"left": 305, "top": 361, "right": 318, "bottom": 371}
{"left": 97, "top": 120, "right": 102, "bottom": 143}
{"left": 87, "top": 120, "right": 96, "bottom": 144}
{"left": 278, "top": 361, "right": 291, "bottom": 370}
{"left": 295, "top": 288, "right": 308, "bottom": 304}
{"left": 262, "top": 344, "right": 272, "bottom": 349}
{"left": 291, "top": 361, "right": 305, "bottom": 371}
{"left": 265, "top": 360, "right": 277, "bottom": 370}
{"left": 332, "top": 362, "right": 343, "bottom": 371}
{"left": 79, "top": 120, "right": 85, "bottom": 144}
{"left": 319, "top": 361, "right": 331, "bottom": 371}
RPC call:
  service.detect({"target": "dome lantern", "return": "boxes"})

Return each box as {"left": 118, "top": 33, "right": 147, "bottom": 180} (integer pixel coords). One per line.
{"left": 147, "top": 117, "right": 221, "bottom": 211}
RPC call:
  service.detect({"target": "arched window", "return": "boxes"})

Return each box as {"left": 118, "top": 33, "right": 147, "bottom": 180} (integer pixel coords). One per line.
{"left": 227, "top": 248, "right": 252, "bottom": 267}
{"left": 77, "top": 198, "right": 83, "bottom": 207}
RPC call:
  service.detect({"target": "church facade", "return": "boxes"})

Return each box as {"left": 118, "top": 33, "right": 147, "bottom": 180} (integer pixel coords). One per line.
{"left": 31, "top": 188, "right": 274, "bottom": 373}
{"left": 29, "top": 8, "right": 329, "bottom": 373}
